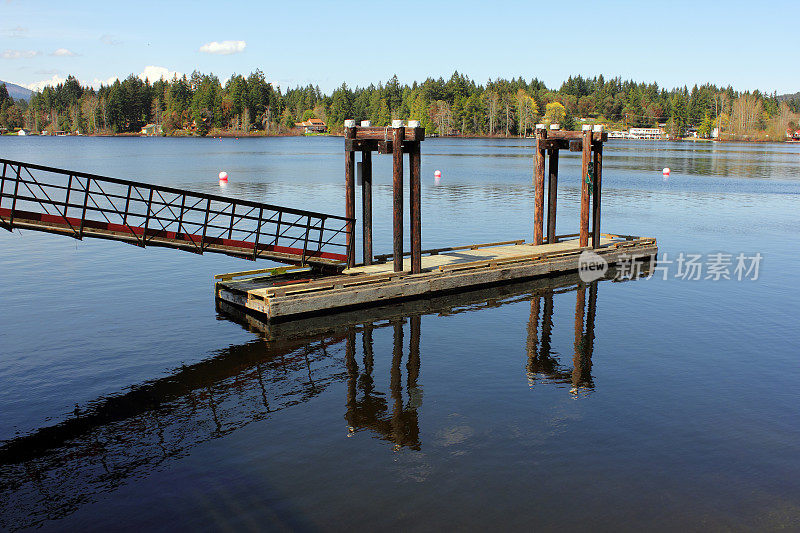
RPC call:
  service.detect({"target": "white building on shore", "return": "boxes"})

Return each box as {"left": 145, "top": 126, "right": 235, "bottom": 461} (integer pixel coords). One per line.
{"left": 608, "top": 127, "right": 665, "bottom": 140}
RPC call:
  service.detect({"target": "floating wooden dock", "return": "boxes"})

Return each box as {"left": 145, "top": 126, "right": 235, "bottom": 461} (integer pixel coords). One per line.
{"left": 215, "top": 121, "right": 657, "bottom": 323}
{"left": 215, "top": 234, "right": 657, "bottom": 322}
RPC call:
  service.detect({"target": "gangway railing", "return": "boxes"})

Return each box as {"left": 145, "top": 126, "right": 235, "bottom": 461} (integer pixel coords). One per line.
{"left": 0, "top": 158, "right": 353, "bottom": 266}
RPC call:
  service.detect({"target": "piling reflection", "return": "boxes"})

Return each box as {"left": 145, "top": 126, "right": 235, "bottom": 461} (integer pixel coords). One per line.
{"left": 526, "top": 283, "right": 597, "bottom": 396}
{"left": 0, "top": 266, "right": 647, "bottom": 531}
{"left": 344, "top": 318, "right": 422, "bottom": 450}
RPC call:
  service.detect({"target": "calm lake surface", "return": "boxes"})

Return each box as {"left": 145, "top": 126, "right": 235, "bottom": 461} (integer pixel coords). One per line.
{"left": 1, "top": 136, "right": 799, "bottom": 531}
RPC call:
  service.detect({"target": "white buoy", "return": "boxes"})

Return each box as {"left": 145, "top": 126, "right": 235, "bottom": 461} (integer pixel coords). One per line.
{"left": 662, "top": 167, "right": 670, "bottom": 176}
{"left": 219, "top": 171, "right": 228, "bottom": 181}
{"left": 434, "top": 170, "right": 442, "bottom": 179}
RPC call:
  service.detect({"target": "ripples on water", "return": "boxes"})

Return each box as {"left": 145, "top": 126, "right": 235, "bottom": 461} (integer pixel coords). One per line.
{"left": 1, "top": 137, "right": 799, "bottom": 530}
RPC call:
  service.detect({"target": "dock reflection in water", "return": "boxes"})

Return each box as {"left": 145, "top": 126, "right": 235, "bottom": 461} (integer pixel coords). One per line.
{"left": 0, "top": 266, "right": 646, "bottom": 531}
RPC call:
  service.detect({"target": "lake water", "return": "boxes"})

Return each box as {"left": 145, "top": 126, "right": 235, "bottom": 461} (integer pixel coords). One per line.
{"left": 1, "top": 136, "right": 799, "bottom": 531}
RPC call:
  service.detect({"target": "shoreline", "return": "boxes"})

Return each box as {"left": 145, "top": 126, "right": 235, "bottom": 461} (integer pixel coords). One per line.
{"left": 3, "top": 132, "right": 797, "bottom": 145}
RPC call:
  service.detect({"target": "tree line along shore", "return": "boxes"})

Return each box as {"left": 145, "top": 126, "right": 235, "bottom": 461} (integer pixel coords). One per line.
{"left": 1, "top": 71, "right": 798, "bottom": 141}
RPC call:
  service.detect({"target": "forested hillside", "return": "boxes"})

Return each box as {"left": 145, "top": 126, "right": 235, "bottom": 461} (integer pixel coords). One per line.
{"left": 2, "top": 71, "right": 798, "bottom": 139}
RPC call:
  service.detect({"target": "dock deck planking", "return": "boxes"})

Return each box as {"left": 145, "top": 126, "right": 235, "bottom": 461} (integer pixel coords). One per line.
{"left": 216, "top": 235, "right": 658, "bottom": 322}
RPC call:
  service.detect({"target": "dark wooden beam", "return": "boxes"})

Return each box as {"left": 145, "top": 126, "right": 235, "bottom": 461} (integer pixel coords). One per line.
{"left": 344, "top": 126, "right": 356, "bottom": 267}
{"left": 540, "top": 138, "right": 605, "bottom": 151}
{"left": 345, "top": 139, "right": 379, "bottom": 152}
{"left": 409, "top": 141, "right": 421, "bottom": 274}
{"left": 361, "top": 150, "right": 373, "bottom": 264}
{"left": 591, "top": 145, "right": 602, "bottom": 248}
{"left": 546, "top": 130, "right": 607, "bottom": 142}
{"left": 354, "top": 126, "right": 425, "bottom": 141}
{"left": 579, "top": 129, "right": 591, "bottom": 247}
{"left": 547, "top": 148, "right": 559, "bottom": 244}
{"left": 392, "top": 126, "right": 404, "bottom": 272}
{"left": 533, "top": 128, "right": 547, "bottom": 245}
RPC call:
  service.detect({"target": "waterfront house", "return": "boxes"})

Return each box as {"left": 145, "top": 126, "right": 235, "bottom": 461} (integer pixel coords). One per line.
{"left": 140, "top": 123, "right": 163, "bottom": 136}
{"left": 17, "top": 128, "right": 29, "bottom": 136}
{"left": 294, "top": 118, "right": 327, "bottom": 134}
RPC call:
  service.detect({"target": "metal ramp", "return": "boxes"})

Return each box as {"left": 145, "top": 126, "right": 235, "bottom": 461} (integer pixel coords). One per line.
{"left": 0, "top": 158, "right": 353, "bottom": 266}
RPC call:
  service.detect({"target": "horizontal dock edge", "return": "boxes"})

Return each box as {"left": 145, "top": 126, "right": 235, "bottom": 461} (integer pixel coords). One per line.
{"left": 216, "top": 238, "right": 657, "bottom": 323}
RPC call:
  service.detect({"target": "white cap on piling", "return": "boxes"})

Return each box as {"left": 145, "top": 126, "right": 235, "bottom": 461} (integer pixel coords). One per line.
{"left": 535, "top": 123, "right": 545, "bottom": 130}
{"left": 582, "top": 124, "right": 592, "bottom": 131}
{"left": 593, "top": 124, "right": 604, "bottom": 132}
{"left": 344, "top": 119, "right": 356, "bottom": 128}
{"left": 360, "top": 120, "right": 371, "bottom": 127}
{"left": 549, "top": 124, "right": 560, "bottom": 130}
{"left": 408, "top": 120, "right": 420, "bottom": 128}
{"left": 392, "top": 119, "right": 404, "bottom": 128}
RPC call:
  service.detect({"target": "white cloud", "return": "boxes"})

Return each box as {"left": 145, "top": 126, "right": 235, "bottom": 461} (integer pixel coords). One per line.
{"left": 5, "top": 26, "right": 28, "bottom": 38}
{"left": 24, "top": 66, "right": 181, "bottom": 93}
{"left": 91, "top": 76, "right": 118, "bottom": 89}
{"left": 138, "top": 65, "right": 181, "bottom": 82}
{"left": 26, "top": 74, "right": 65, "bottom": 91}
{"left": 100, "top": 34, "right": 121, "bottom": 46}
{"left": 199, "top": 40, "right": 246, "bottom": 55}
{"left": 2, "top": 49, "right": 39, "bottom": 59}
{"left": 51, "top": 48, "right": 77, "bottom": 57}
{"left": 26, "top": 74, "right": 118, "bottom": 91}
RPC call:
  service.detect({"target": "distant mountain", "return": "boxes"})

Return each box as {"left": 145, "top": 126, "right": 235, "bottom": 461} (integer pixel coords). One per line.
{"left": 0, "top": 80, "right": 33, "bottom": 101}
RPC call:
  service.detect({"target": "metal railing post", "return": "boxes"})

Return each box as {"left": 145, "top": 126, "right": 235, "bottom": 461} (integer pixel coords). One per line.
{"left": 253, "top": 207, "right": 263, "bottom": 260}
{"left": 141, "top": 188, "right": 154, "bottom": 246}
{"left": 301, "top": 215, "right": 312, "bottom": 265}
{"left": 200, "top": 198, "right": 211, "bottom": 253}
{"left": 228, "top": 204, "right": 236, "bottom": 240}
{"left": 9, "top": 165, "right": 22, "bottom": 227}
{"left": 64, "top": 174, "right": 74, "bottom": 220}
{"left": 78, "top": 177, "right": 91, "bottom": 239}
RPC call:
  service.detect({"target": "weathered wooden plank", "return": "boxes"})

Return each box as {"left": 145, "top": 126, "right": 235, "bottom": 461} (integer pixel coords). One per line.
{"left": 373, "top": 239, "right": 526, "bottom": 261}
{"left": 353, "top": 126, "right": 425, "bottom": 141}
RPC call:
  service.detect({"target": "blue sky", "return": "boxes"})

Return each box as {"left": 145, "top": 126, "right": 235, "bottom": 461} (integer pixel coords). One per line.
{"left": 1, "top": 0, "right": 796, "bottom": 94}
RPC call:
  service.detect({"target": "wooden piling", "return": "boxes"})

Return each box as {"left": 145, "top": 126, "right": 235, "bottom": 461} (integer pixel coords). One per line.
{"left": 361, "top": 150, "right": 373, "bottom": 264}
{"left": 533, "top": 127, "right": 547, "bottom": 245}
{"left": 546, "top": 148, "right": 559, "bottom": 244}
{"left": 591, "top": 144, "right": 602, "bottom": 249}
{"left": 345, "top": 126, "right": 356, "bottom": 267}
{"left": 392, "top": 125, "right": 404, "bottom": 272}
{"left": 579, "top": 128, "right": 591, "bottom": 247}
{"left": 409, "top": 141, "right": 422, "bottom": 274}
